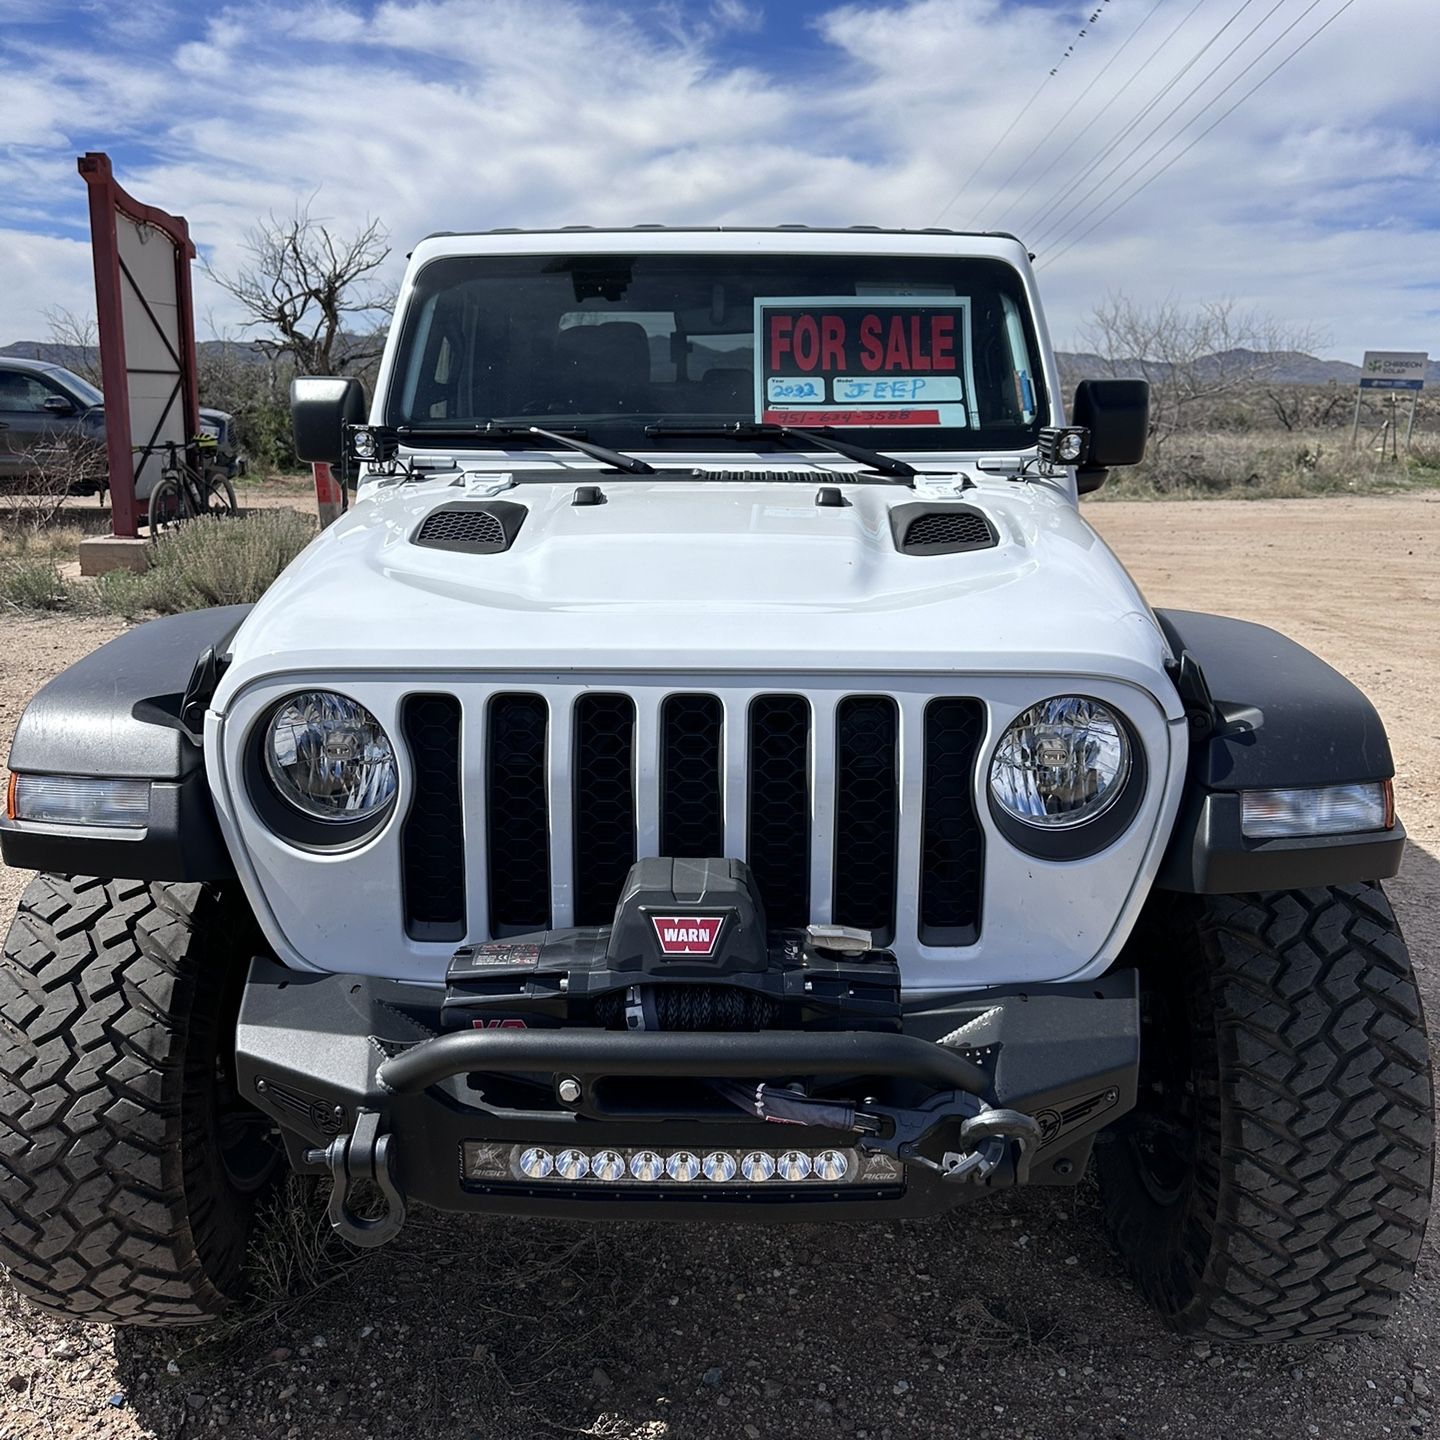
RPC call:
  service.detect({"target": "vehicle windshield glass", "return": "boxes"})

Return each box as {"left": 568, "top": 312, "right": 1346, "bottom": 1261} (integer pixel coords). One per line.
{"left": 387, "top": 252, "right": 1047, "bottom": 451}
{"left": 48, "top": 366, "right": 103, "bottom": 408}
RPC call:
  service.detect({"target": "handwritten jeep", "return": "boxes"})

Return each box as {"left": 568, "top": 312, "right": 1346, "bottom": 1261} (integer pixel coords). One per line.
{"left": 1, "top": 228, "right": 1430, "bottom": 1340}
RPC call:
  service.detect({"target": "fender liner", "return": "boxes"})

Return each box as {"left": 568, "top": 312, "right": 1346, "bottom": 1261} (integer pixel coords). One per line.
{"left": 1, "top": 606, "right": 251, "bottom": 881}
{"left": 1153, "top": 609, "right": 1404, "bottom": 893}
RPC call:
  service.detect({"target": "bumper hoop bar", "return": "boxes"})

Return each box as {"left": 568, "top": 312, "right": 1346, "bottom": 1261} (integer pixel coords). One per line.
{"left": 374, "top": 1028, "right": 990, "bottom": 1097}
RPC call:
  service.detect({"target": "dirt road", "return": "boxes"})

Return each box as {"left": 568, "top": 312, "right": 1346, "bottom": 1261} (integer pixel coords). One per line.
{"left": 2, "top": 494, "right": 1438, "bottom": 1440}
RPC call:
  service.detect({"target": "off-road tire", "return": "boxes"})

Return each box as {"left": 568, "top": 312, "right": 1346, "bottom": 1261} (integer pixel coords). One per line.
{"left": 0, "top": 875, "right": 269, "bottom": 1325}
{"left": 1098, "top": 883, "right": 1434, "bottom": 1342}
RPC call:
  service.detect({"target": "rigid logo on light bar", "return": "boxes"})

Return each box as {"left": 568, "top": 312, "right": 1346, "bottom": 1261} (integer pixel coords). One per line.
{"left": 650, "top": 915, "right": 725, "bottom": 956}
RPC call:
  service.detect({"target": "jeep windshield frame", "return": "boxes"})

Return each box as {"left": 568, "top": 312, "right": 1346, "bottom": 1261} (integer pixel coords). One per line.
{"left": 385, "top": 252, "right": 1049, "bottom": 453}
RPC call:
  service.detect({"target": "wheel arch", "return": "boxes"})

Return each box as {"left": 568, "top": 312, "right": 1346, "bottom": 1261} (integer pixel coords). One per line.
{"left": 1152, "top": 608, "right": 1404, "bottom": 894}
{"left": 0, "top": 606, "right": 251, "bottom": 881}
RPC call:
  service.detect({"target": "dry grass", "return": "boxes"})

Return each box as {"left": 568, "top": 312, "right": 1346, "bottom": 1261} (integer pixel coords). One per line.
{"left": 1095, "top": 429, "right": 1440, "bottom": 501}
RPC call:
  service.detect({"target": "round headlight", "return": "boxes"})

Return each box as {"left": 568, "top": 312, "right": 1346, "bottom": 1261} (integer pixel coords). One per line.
{"left": 264, "top": 691, "right": 397, "bottom": 823}
{"left": 989, "top": 696, "right": 1131, "bottom": 830}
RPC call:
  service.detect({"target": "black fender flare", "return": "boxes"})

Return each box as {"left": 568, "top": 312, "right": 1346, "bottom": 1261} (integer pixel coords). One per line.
{"left": 1153, "top": 609, "right": 1404, "bottom": 893}
{"left": 1, "top": 606, "right": 251, "bottom": 881}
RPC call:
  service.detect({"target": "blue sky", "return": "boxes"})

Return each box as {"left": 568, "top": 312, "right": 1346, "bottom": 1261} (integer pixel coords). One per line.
{"left": 1, "top": 0, "right": 1436, "bottom": 358}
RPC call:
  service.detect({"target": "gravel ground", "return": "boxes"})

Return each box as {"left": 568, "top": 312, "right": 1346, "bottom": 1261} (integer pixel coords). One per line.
{"left": 2, "top": 493, "right": 1438, "bottom": 1440}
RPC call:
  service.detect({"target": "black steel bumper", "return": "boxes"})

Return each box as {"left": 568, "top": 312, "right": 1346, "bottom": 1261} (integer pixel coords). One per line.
{"left": 234, "top": 957, "right": 1140, "bottom": 1235}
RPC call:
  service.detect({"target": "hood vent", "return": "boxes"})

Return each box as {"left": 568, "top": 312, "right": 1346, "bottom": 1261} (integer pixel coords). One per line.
{"left": 891, "top": 504, "right": 998, "bottom": 556}
{"left": 413, "top": 500, "right": 527, "bottom": 554}
{"left": 690, "top": 469, "right": 834, "bottom": 484}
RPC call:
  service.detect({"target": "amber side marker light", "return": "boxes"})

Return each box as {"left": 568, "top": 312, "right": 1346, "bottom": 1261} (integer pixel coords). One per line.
{"left": 4, "top": 771, "right": 16, "bottom": 822}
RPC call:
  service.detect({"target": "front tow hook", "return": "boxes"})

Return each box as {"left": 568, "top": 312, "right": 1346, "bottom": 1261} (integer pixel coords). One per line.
{"left": 305, "top": 1109, "right": 407, "bottom": 1248}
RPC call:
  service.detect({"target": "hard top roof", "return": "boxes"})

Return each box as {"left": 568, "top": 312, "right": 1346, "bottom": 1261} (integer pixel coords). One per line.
{"left": 421, "top": 223, "right": 1025, "bottom": 244}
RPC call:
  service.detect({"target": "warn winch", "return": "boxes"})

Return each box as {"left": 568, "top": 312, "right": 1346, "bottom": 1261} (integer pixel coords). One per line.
{"left": 442, "top": 857, "right": 902, "bottom": 1034}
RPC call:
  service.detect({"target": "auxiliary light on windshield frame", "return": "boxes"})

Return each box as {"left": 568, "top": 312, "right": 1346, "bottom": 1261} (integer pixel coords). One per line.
{"left": 1036, "top": 426, "right": 1089, "bottom": 468}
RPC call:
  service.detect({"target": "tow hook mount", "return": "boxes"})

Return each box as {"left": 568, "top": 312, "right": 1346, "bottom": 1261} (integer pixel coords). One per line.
{"left": 306, "top": 1109, "right": 407, "bottom": 1248}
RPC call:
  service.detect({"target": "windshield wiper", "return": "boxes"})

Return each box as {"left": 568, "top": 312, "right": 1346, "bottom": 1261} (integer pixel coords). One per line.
{"left": 645, "top": 421, "right": 917, "bottom": 481}
{"left": 524, "top": 425, "right": 655, "bottom": 475}
{"left": 396, "top": 422, "right": 655, "bottom": 475}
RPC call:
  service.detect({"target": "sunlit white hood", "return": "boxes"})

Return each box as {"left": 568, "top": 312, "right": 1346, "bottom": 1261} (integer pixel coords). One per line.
{"left": 216, "top": 469, "right": 1178, "bottom": 713}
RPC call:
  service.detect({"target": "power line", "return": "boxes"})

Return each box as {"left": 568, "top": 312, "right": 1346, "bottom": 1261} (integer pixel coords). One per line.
{"left": 1039, "top": 0, "right": 1358, "bottom": 268}
{"left": 931, "top": 1, "right": 1113, "bottom": 227}
{"left": 970, "top": 0, "right": 1170, "bottom": 230}
{"left": 1005, "top": 0, "right": 1209, "bottom": 237}
{"left": 1026, "top": 0, "right": 1261, "bottom": 247}
{"left": 1033, "top": 0, "right": 1292, "bottom": 253}
{"left": 1038, "top": 0, "right": 1314, "bottom": 256}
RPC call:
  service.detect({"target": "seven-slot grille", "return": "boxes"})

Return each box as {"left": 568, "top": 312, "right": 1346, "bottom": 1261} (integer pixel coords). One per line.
{"left": 401, "top": 690, "right": 985, "bottom": 945}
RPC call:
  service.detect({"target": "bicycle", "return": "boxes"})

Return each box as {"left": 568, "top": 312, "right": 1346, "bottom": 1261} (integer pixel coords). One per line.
{"left": 145, "top": 436, "right": 238, "bottom": 533}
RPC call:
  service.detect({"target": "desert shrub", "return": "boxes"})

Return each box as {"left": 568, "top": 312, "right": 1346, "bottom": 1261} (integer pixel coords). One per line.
{"left": 0, "top": 558, "right": 74, "bottom": 612}
{"left": 91, "top": 510, "right": 315, "bottom": 618}
{"left": 138, "top": 510, "right": 315, "bottom": 611}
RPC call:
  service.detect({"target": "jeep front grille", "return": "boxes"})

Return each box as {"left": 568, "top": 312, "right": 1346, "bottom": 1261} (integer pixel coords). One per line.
{"left": 400, "top": 694, "right": 466, "bottom": 941}
{"left": 573, "top": 694, "right": 638, "bottom": 925}
{"left": 401, "top": 688, "right": 986, "bottom": 947}
{"left": 746, "top": 695, "right": 813, "bottom": 929}
{"left": 834, "top": 696, "right": 900, "bottom": 941}
{"left": 485, "top": 694, "right": 551, "bottom": 933}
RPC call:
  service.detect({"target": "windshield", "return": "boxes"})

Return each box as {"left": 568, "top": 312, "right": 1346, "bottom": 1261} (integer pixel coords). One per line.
{"left": 387, "top": 253, "right": 1047, "bottom": 451}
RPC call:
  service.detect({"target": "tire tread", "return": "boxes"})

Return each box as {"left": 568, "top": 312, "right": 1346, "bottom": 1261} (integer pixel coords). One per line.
{"left": 1101, "top": 883, "right": 1434, "bottom": 1342}
{"left": 0, "top": 874, "right": 244, "bottom": 1325}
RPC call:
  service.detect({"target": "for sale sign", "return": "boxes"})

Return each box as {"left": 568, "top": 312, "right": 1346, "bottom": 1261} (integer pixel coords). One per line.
{"left": 1359, "top": 351, "right": 1427, "bottom": 392}
{"left": 754, "top": 296, "right": 977, "bottom": 428}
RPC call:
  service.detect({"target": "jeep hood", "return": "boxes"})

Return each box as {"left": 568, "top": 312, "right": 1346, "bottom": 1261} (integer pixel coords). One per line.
{"left": 218, "top": 473, "right": 1178, "bottom": 708}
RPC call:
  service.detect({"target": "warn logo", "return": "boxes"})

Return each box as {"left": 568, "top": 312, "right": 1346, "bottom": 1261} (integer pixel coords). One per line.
{"left": 651, "top": 915, "right": 725, "bottom": 956}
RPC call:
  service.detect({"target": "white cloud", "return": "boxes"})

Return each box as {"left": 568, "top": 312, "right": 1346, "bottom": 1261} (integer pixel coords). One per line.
{"left": 0, "top": 0, "right": 1436, "bottom": 358}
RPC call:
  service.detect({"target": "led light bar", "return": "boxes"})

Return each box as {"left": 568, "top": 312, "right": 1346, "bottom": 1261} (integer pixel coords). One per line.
{"left": 1240, "top": 781, "right": 1393, "bottom": 840}
{"left": 462, "top": 1142, "right": 903, "bottom": 1188}
{"left": 6, "top": 774, "right": 150, "bottom": 829}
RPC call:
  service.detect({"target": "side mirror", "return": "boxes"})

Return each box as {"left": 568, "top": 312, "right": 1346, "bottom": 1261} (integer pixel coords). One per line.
{"left": 41, "top": 394, "right": 76, "bottom": 415}
{"left": 290, "top": 376, "right": 367, "bottom": 466}
{"left": 1070, "top": 379, "right": 1149, "bottom": 494}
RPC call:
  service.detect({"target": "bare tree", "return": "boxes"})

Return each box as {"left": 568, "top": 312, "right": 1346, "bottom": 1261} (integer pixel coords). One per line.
{"left": 1264, "top": 382, "right": 1347, "bottom": 433}
{"left": 42, "top": 307, "right": 104, "bottom": 388}
{"left": 207, "top": 205, "right": 394, "bottom": 376}
{"left": 1076, "top": 295, "right": 1324, "bottom": 446}
{"left": 4, "top": 437, "right": 108, "bottom": 533}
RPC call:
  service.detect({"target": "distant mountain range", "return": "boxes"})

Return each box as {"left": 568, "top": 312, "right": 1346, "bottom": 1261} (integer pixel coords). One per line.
{"left": 1055, "top": 347, "right": 1439, "bottom": 386}
{"left": 4, "top": 338, "right": 1434, "bottom": 387}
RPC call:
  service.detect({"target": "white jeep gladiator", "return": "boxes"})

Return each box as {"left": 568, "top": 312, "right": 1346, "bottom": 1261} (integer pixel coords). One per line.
{"left": 0, "top": 227, "right": 1430, "bottom": 1342}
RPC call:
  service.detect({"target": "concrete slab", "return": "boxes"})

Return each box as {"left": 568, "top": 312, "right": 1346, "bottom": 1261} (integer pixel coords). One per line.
{"left": 78, "top": 535, "right": 152, "bottom": 577}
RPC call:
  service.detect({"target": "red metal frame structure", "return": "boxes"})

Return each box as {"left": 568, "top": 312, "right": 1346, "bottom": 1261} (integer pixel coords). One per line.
{"left": 79, "top": 152, "right": 201, "bottom": 538}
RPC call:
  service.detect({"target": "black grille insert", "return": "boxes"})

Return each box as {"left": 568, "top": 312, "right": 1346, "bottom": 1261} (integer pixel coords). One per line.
{"left": 920, "top": 697, "right": 985, "bottom": 944}
{"left": 486, "top": 694, "right": 550, "bottom": 934}
{"left": 747, "top": 695, "right": 811, "bottom": 928}
{"left": 833, "top": 696, "right": 898, "bottom": 938}
{"left": 660, "top": 694, "right": 724, "bottom": 859}
{"left": 401, "top": 695, "right": 465, "bottom": 941}
{"left": 573, "top": 694, "right": 637, "bottom": 925}
{"left": 892, "top": 504, "right": 998, "bottom": 555}
{"left": 414, "top": 501, "right": 527, "bottom": 554}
